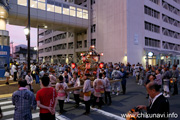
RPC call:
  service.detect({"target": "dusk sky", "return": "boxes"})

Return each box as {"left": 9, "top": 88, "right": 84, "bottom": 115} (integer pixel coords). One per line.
{"left": 6, "top": 24, "right": 37, "bottom": 47}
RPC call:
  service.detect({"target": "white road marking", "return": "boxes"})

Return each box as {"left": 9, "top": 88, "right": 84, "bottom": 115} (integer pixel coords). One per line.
{"left": 0, "top": 101, "right": 12, "bottom": 105}
{"left": 1, "top": 105, "right": 14, "bottom": 110}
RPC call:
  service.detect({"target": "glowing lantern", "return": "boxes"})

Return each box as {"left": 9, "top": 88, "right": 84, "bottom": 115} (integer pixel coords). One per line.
{"left": 86, "top": 63, "right": 91, "bottom": 69}
{"left": 91, "top": 45, "right": 95, "bottom": 49}
{"left": 99, "top": 63, "right": 104, "bottom": 69}
{"left": 71, "top": 63, "right": 76, "bottom": 69}
{"left": 89, "top": 52, "right": 92, "bottom": 55}
{"left": 100, "top": 53, "right": 104, "bottom": 56}
{"left": 81, "top": 53, "right": 84, "bottom": 56}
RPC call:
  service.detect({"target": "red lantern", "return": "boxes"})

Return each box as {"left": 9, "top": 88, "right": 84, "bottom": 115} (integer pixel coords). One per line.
{"left": 99, "top": 63, "right": 104, "bottom": 69}
{"left": 81, "top": 53, "right": 84, "bottom": 56}
{"left": 86, "top": 63, "right": 91, "bottom": 69}
{"left": 100, "top": 53, "right": 104, "bottom": 56}
{"left": 71, "top": 63, "right": 76, "bottom": 69}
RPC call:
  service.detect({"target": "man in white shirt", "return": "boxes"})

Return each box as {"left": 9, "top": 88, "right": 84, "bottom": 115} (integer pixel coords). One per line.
{"left": 12, "top": 62, "right": 17, "bottom": 81}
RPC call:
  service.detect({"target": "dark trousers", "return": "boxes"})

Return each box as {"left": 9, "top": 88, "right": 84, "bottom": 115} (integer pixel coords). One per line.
{"left": 93, "top": 97, "right": 103, "bottom": 108}
{"left": 84, "top": 100, "right": 90, "bottom": 113}
{"left": 121, "top": 80, "right": 126, "bottom": 94}
{"left": 58, "top": 100, "right": 64, "bottom": 113}
{"left": 105, "top": 91, "right": 111, "bottom": 104}
{"left": 14, "top": 72, "right": 17, "bottom": 81}
{"left": 173, "top": 81, "right": 178, "bottom": 94}
{"left": 40, "top": 113, "right": 55, "bottom": 120}
{"left": 74, "top": 94, "right": 80, "bottom": 106}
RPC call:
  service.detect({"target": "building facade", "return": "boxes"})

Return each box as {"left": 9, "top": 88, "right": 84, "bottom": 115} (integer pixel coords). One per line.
{"left": 38, "top": 0, "right": 180, "bottom": 67}
{"left": 14, "top": 45, "right": 37, "bottom": 64}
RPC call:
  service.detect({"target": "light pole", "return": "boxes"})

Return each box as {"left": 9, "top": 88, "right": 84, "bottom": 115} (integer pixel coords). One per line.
{"left": 24, "top": 0, "right": 30, "bottom": 70}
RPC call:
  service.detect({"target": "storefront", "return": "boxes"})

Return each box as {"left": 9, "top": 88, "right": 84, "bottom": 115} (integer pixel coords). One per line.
{"left": 144, "top": 48, "right": 180, "bottom": 67}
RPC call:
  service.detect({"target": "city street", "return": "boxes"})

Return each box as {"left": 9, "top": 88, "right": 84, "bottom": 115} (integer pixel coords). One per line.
{"left": 0, "top": 77, "right": 179, "bottom": 120}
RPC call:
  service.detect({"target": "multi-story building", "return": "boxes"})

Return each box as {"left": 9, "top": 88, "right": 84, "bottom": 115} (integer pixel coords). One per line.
{"left": 38, "top": 0, "right": 180, "bottom": 67}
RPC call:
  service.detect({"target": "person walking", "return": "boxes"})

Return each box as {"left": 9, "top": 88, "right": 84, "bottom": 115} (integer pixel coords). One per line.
{"left": 103, "top": 72, "right": 112, "bottom": 105}
{"left": 92, "top": 73, "right": 106, "bottom": 109}
{"left": 56, "top": 75, "right": 68, "bottom": 114}
{"left": 83, "top": 73, "right": 92, "bottom": 115}
{"left": 111, "top": 66, "right": 123, "bottom": 95}
{"left": 70, "top": 72, "right": 81, "bottom": 108}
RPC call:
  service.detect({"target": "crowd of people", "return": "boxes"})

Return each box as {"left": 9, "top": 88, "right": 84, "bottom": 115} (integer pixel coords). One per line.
{"left": 2, "top": 61, "right": 180, "bottom": 119}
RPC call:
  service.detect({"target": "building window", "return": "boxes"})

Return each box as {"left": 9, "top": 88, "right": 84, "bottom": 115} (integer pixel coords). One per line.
{"left": 162, "top": 14, "right": 180, "bottom": 28}
{"left": 84, "top": 40, "right": 87, "bottom": 48}
{"left": 18, "top": 0, "right": 27, "bottom": 6}
{"left": 45, "top": 30, "right": 52, "bottom": 35}
{"left": 47, "top": 0, "right": 55, "bottom": 12}
{"left": 144, "top": 6, "right": 160, "bottom": 19}
{"left": 68, "top": 42, "right": 73, "bottom": 49}
{"left": 77, "top": 41, "right": 82, "bottom": 48}
{"left": 149, "top": 0, "right": 159, "bottom": 5}
{"left": 91, "top": 39, "right": 96, "bottom": 46}
{"left": 44, "top": 38, "right": 52, "bottom": 44}
{"left": 77, "top": 8, "right": 83, "bottom": 18}
{"left": 91, "top": 24, "right": 96, "bottom": 33}
{"left": 145, "top": 21, "right": 160, "bottom": 33}
{"left": 162, "top": 0, "right": 180, "bottom": 17}
{"left": 53, "top": 32, "right": 67, "bottom": 41}
{"left": 63, "top": 4, "right": 70, "bottom": 15}
{"left": 145, "top": 37, "right": 160, "bottom": 48}
{"left": 55, "top": 2, "right": 62, "bottom": 14}
{"left": 70, "top": 6, "right": 76, "bottom": 17}
{"left": 162, "top": 27, "right": 180, "bottom": 39}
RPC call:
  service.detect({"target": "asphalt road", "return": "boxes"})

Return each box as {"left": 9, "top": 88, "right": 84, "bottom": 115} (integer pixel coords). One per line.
{"left": 0, "top": 77, "right": 179, "bottom": 120}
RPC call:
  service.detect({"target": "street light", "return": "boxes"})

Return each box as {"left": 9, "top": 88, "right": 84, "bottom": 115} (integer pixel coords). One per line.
{"left": 34, "top": 47, "right": 37, "bottom": 51}
{"left": 24, "top": 28, "right": 29, "bottom": 36}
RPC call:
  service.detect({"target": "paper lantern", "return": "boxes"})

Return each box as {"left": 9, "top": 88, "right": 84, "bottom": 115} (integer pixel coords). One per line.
{"left": 100, "top": 53, "right": 104, "bottom": 56}
{"left": 99, "top": 63, "right": 104, "bottom": 69}
{"left": 71, "top": 63, "right": 76, "bottom": 69}
{"left": 81, "top": 53, "right": 84, "bottom": 56}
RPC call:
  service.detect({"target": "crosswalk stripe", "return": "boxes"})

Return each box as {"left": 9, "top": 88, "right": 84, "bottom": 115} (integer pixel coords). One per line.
{"left": 1, "top": 105, "right": 14, "bottom": 110}
{"left": 3, "top": 110, "right": 14, "bottom": 116}
{"left": 0, "top": 101, "right": 12, "bottom": 105}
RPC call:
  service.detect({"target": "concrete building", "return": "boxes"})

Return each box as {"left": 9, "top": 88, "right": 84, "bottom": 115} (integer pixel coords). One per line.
{"left": 14, "top": 45, "right": 37, "bottom": 64}
{"left": 1, "top": 0, "right": 180, "bottom": 68}
{"left": 39, "top": 0, "right": 180, "bottom": 67}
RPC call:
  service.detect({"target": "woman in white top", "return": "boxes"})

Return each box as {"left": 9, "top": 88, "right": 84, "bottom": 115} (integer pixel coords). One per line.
{"left": 70, "top": 72, "right": 81, "bottom": 108}
{"left": 55, "top": 75, "right": 68, "bottom": 114}
{"left": 25, "top": 70, "right": 33, "bottom": 91}
{"left": 49, "top": 70, "right": 57, "bottom": 87}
